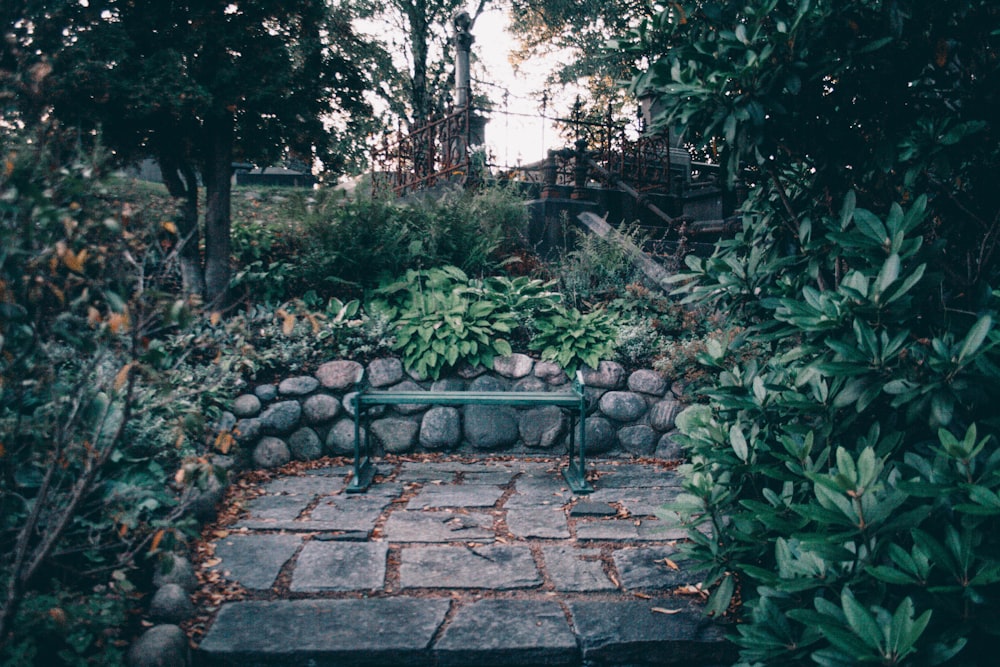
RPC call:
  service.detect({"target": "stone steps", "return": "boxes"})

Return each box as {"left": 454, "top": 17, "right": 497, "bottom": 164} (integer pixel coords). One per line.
{"left": 197, "top": 597, "right": 732, "bottom": 666}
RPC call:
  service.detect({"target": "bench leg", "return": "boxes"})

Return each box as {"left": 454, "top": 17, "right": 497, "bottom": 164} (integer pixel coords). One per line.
{"left": 562, "top": 400, "right": 593, "bottom": 494}
{"left": 347, "top": 400, "right": 375, "bottom": 494}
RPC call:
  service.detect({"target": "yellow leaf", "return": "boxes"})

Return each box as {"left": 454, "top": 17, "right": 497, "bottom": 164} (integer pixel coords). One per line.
{"left": 162, "top": 221, "right": 178, "bottom": 234}
{"left": 174, "top": 468, "right": 186, "bottom": 484}
{"left": 114, "top": 362, "right": 133, "bottom": 391}
{"left": 282, "top": 313, "right": 295, "bottom": 335}
{"left": 108, "top": 311, "right": 130, "bottom": 334}
{"left": 210, "top": 311, "right": 221, "bottom": 326}
{"left": 149, "top": 529, "right": 165, "bottom": 554}
{"left": 88, "top": 306, "right": 102, "bottom": 326}
{"left": 62, "top": 248, "right": 87, "bottom": 273}
{"left": 214, "top": 431, "right": 235, "bottom": 454}
{"left": 655, "top": 557, "right": 680, "bottom": 571}
{"left": 47, "top": 283, "right": 65, "bottom": 304}
{"left": 4, "top": 160, "right": 13, "bottom": 177}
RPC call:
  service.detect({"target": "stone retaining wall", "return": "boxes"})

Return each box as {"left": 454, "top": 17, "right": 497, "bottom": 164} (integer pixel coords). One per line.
{"left": 223, "top": 354, "right": 685, "bottom": 469}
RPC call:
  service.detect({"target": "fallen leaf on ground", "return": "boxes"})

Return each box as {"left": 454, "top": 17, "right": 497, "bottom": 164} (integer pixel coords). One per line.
{"left": 652, "top": 607, "right": 683, "bottom": 615}
{"left": 655, "top": 557, "right": 680, "bottom": 570}
{"left": 674, "top": 583, "right": 706, "bottom": 596}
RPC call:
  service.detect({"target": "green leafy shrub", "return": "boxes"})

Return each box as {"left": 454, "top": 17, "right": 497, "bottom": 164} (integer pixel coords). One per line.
{"left": 665, "top": 196, "right": 1000, "bottom": 665}
{"left": 294, "top": 185, "right": 528, "bottom": 298}
{"left": 224, "top": 184, "right": 531, "bottom": 305}
{"left": 147, "top": 293, "right": 388, "bottom": 393}
{"left": 0, "top": 136, "right": 199, "bottom": 663}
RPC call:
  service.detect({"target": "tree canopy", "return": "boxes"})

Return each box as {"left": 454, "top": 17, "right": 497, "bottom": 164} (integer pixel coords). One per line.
{"left": 626, "top": 0, "right": 1000, "bottom": 297}
{"left": 1, "top": 0, "right": 377, "bottom": 303}
{"left": 507, "top": 0, "right": 655, "bottom": 121}
{"left": 360, "top": 0, "right": 490, "bottom": 130}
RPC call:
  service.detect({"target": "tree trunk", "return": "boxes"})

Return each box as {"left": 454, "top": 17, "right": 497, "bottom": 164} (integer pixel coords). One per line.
{"left": 202, "top": 112, "right": 234, "bottom": 307}
{"left": 407, "top": 0, "right": 430, "bottom": 129}
{"left": 159, "top": 155, "right": 205, "bottom": 298}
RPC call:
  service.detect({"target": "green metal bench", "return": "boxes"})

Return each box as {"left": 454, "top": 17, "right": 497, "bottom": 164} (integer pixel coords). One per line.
{"left": 348, "top": 370, "right": 593, "bottom": 495}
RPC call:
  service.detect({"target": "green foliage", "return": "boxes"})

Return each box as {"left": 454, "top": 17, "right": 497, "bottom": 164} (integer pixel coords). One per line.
{"left": 231, "top": 185, "right": 529, "bottom": 302}
{"left": 5, "top": 583, "right": 128, "bottom": 666}
{"left": 529, "top": 306, "right": 620, "bottom": 374}
{"left": 148, "top": 293, "right": 386, "bottom": 390}
{"left": 372, "top": 264, "right": 621, "bottom": 378}
{"left": 508, "top": 0, "right": 654, "bottom": 120}
{"left": 628, "top": 0, "right": 1000, "bottom": 298}
{"left": 556, "top": 220, "right": 648, "bottom": 305}
{"left": 0, "top": 136, "right": 198, "bottom": 661}
{"left": 626, "top": 4, "right": 1000, "bottom": 661}
{"left": 372, "top": 266, "right": 518, "bottom": 379}
{"left": 663, "top": 197, "right": 1000, "bottom": 665}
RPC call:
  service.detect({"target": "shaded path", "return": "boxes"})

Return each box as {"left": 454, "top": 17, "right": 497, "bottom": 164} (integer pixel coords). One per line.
{"left": 192, "top": 457, "right": 734, "bottom": 666}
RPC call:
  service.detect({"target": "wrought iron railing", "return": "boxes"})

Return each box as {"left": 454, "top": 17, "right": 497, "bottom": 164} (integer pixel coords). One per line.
{"left": 371, "top": 107, "right": 474, "bottom": 196}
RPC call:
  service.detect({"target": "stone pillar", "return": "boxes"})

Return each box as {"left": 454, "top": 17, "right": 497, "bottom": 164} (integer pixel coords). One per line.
{"left": 451, "top": 11, "right": 474, "bottom": 174}
{"left": 453, "top": 12, "right": 473, "bottom": 109}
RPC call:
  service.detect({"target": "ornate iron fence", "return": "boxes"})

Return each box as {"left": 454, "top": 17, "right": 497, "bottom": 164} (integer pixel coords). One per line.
{"left": 371, "top": 107, "right": 474, "bottom": 196}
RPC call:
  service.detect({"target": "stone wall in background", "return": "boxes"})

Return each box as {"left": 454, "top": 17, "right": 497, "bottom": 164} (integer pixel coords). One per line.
{"left": 221, "top": 354, "right": 686, "bottom": 470}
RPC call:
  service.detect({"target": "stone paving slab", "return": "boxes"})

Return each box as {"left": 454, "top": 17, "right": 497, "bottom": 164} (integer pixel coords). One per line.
{"left": 395, "top": 462, "right": 456, "bottom": 483}
{"left": 593, "top": 466, "right": 681, "bottom": 488}
{"left": 290, "top": 541, "right": 388, "bottom": 592}
{"left": 514, "top": 473, "right": 571, "bottom": 494}
{"left": 198, "top": 598, "right": 450, "bottom": 666}
{"left": 241, "top": 494, "right": 313, "bottom": 521}
{"left": 570, "top": 499, "right": 618, "bottom": 516}
{"left": 211, "top": 533, "right": 301, "bottom": 591}
{"left": 434, "top": 600, "right": 579, "bottom": 666}
{"left": 459, "top": 470, "right": 517, "bottom": 485}
{"left": 504, "top": 488, "right": 570, "bottom": 509}
{"left": 384, "top": 510, "right": 495, "bottom": 542}
{"left": 575, "top": 518, "right": 675, "bottom": 542}
{"left": 506, "top": 507, "right": 571, "bottom": 539}
{"left": 307, "top": 494, "right": 394, "bottom": 533}
{"left": 301, "top": 465, "right": 354, "bottom": 477}
{"left": 233, "top": 519, "right": 361, "bottom": 532}
{"left": 611, "top": 546, "right": 692, "bottom": 591}
{"left": 258, "top": 474, "right": 345, "bottom": 497}
{"left": 567, "top": 599, "right": 735, "bottom": 665}
{"left": 400, "top": 545, "right": 542, "bottom": 589}
{"left": 588, "top": 486, "right": 682, "bottom": 517}
{"left": 407, "top": 484, "right": 505, "bottom": 509}
{"left": 542, "top": 546, "right": 617, "bottom": 592}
